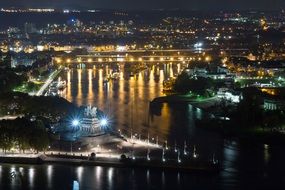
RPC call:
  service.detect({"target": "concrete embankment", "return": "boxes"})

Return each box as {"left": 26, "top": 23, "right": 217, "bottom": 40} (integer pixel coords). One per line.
{"left": 0, "top": 154, "right": 220, "bottom": 174}
{"left": 0, "top": 156, "right": 44, "bottom": 164}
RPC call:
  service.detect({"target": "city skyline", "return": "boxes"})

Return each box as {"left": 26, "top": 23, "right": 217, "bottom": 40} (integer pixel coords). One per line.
{"left": 0, "top": 0, "right": 284, "bottom": 10}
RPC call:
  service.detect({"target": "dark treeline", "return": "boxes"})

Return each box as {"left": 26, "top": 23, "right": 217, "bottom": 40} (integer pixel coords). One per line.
{"left": 224, "top": 87, "right": 285, "bottom": 129}
{"left": 173, "top": 72, "right": 214, "bottom": 97}
{"left": 0, "top": 92, "right": 78, "bottom": 121}
{"left": 0, "top": 69, "right": 28, "bottom": 93}
{"left": 0, "top": 118, "right": 49, "bottom": 153}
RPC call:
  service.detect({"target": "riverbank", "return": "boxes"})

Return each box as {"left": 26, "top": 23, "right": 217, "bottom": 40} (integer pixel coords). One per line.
{"left": 151, "top": 94, "right": 220, "bottom": 109}
{"left": 0, "top": 153, "right": 220, "bottom": 174}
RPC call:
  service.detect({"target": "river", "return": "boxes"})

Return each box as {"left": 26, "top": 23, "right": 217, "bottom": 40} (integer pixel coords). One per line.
{"left": 2, "top": 63, "right": 285, "bottom": 189}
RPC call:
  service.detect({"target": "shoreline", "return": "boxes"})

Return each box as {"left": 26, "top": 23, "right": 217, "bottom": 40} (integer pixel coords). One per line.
{"left": 0, "top": 154, "right": 220, "bottom": 174}
{"left": 152, "top": 95, "right": 285, "bottom": 146}
{"left": 151, "top": 94, "right": 221, "bottom": 109}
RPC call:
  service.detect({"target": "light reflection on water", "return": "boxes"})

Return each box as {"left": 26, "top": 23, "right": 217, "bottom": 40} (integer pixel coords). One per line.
{"left": 28, "top": 167, "right": 35, "bottom": 188}
{"left": 64, "top": 64, "right": 173, "bottom": 141}
{"left": 47, "top": 165, "right": 52, "bottom": 189}
{"left": 1, "top": 144, "right": 285, "bottom": 190}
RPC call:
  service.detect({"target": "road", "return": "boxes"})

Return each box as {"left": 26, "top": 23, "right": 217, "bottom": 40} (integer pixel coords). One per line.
{"left": 35, "top": 67, "right": 62, "bottom": 96}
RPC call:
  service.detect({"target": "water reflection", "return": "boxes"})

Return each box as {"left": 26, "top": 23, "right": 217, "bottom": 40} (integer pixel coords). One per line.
{"left": 107, "top": 168, "right": 113, "bottom": 189}
{"left": 146, "top": 170, "right": 150, "bottom": 185}
{"left": 24, "top": 63, "right": 283, "bottom": 189}
{"left": 47, "top": 165, "right": 53, "bottom": 189}
{"left": 88, "top": 69, "right": 94, "bottom": 101}
{"left": 63, "top": 64, "right": 176, "bottom": 140}
{"left": 76, "top": 166, "right": 83, "bottom": 183}
{"left": 77, "top": 69, "right": 82, "bottom": 105}
{"left": 95, "top": 166, "right": 102, "bottom": 189}
{"left": 0, "top": 165, "right": 2, "bottom": 184}
{"left": 28, "top": 167, "right": 35, "bottom": 188}
{"left": 161, "top": 171, "right": 165, "bottom": 189}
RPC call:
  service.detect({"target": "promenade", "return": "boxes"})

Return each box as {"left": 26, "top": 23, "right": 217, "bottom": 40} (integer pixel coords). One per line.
{"left": 0, "top": 152, "right": 220, "bottom": 173}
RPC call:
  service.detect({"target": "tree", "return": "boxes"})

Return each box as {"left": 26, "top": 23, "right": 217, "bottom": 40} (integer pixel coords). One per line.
{"left": 3, "top": 51, "right": 12, "bottom": 68}
{"left": 173, "top": 72, "right": 191, "bottom": 94}
{"left": 174, "top": 72, "right": 214, "bottom": 96}
{"left": 236, "top": 87, "right": 263, "bottom": 127}
{"left": 0, "top": 118, "right": 50, "bottom": 153}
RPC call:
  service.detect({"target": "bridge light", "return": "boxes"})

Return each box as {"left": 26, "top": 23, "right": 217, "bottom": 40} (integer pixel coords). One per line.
{"left": 205, "top": 56, "right": 211, "bottom": 62}
{"left": 77, "top": 58, "right": 82, "bottom": 62}
{"left": 138, "top": 57, "right": 143, "bottom": 62}
{"left": 150, "top": 57, "right": 154, "bottom": 62}
{"left": 88, "top": 58, "right": 92, "bottom": 63}
{"left": 130, "top": 58, "right": 134, "bottom": 62}
{"left": 67, "top": 59, "right": 71, "bottom": 63}
{"left": 160, "top": 57, "right": 164, "bottom": 61}
{"left": 170, "top": 57, "right": 174, "bottom": 61}
{"left": 98, "top": 58, "right": 103, "bottom": 62}
{"left": 56, "top": 58, "right": 62, "bottom": 63}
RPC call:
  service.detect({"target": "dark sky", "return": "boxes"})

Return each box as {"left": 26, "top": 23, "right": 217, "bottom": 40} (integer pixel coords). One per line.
{"left": 1, "top": 0, "right": 285, "bottom": 10}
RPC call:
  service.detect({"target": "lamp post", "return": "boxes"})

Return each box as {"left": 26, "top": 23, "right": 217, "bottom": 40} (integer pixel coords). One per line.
{"left": 156, "top": 136, "right": 159, "bottom": 146}
{"left": 178, "top": 150, "right": 181, "bottom": 163}
{"left": 174, "top": 141, "right": 178, "bottom": 153}
{"left": 193, "top": 145, "right": 198, "bottom": 158}
{"left": 147, "top": 148, "right": 150, "bottom": 161}
{"left": 162, "top": 148, "right": 166, "bottom": 162}
{"left": 183, "top": 141, "right": 187, "bottom": 155}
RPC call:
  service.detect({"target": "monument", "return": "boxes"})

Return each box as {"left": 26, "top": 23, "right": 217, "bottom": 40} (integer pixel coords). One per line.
{"left": 80, "top": 105, "right": 104, "bottom": 135}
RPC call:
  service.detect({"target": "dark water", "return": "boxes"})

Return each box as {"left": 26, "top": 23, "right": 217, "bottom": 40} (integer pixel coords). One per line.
{"left": 2, "top": 64, "right": 285, "bottom": 189}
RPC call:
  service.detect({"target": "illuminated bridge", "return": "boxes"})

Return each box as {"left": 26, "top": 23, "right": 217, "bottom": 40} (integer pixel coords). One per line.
{"left": 53, "top": 49, "right": 212, "bottom": 66}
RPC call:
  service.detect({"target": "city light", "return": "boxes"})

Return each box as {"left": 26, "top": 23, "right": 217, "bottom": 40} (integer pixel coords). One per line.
{"left": 2, "top": 7, "right": 285, "bottom": 190}
{"left": 72, "top": 119, "right": 80, "bottom": 126}
{"left": 100, "top": 118, "right": 108, "bottom": 126}
{"left": 56, "top": 58, "right": 62, "bottom": 63}
{"left": 194, "top": 42, "right": 203, "bottom": 48}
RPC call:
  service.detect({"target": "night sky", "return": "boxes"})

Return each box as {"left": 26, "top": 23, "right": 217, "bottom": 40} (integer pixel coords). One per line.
{"left": 0, "top": 0, "right": 284, "bottom": 10}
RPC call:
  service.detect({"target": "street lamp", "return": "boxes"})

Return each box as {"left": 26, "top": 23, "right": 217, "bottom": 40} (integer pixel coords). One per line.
{"left": 72, "top": 119, "right": 79, "bottom": 127}
{"left": 100, "top": 118, "right": 108, "bottom": 126}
